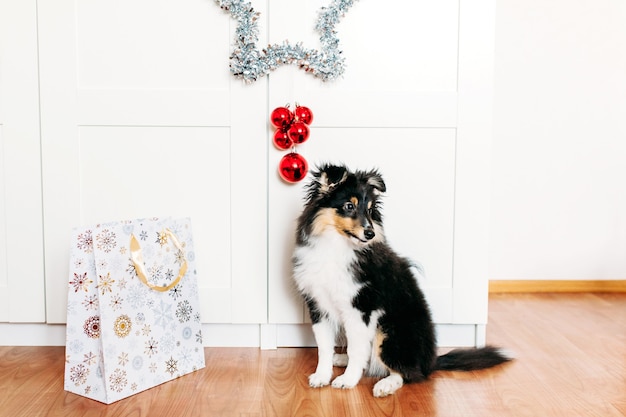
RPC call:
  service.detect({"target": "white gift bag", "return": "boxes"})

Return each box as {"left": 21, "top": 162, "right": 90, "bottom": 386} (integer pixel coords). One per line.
{"left": 64, "top": 217, "right": 205, "bottom": 404}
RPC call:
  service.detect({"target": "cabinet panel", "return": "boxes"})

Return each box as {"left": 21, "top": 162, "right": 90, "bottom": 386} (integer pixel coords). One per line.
{"left": 269, "top": 0, "right": 459, "bottom": 92}
{"left": 269, "top": 129, "right": 456, "bottom": 324}
{"left": 75, "top": 0, "right": 226, "bottom": 90}
{"left": 268, "top": 0, "right": 459, "bottom": 127}
{"left": 78, "top": 126, "right": 232, "bottom": 314}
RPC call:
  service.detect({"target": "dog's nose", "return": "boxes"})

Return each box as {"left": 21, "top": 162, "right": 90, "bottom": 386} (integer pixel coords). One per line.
{"left": 364, "top": 229, "right": 375, "bottom": 240}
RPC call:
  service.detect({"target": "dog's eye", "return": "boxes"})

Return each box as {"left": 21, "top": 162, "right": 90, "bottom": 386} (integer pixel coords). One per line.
{"left": 343, "top": 202, "right": 355, "bottom": 212}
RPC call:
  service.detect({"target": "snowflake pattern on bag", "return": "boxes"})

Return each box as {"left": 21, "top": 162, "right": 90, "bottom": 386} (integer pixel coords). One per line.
{"left": 77, "top": 230, "right": 94, "bottom": 253}
{"left": 70, "top": 272, "right": 93, "bottom": 293}
{"left": 95, "top": 229, "right": 117, "bottom": 253}
{"left": 64, "top": 217, "right": 205, "bottom": 404}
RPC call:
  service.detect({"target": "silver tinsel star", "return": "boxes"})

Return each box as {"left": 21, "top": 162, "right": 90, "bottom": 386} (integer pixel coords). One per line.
{"left": 215, "top": 0, "right": 358, "bottom": 82}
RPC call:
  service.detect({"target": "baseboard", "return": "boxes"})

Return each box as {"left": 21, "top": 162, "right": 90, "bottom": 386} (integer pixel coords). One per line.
{"left": 489, "top": 280, "right": 626, "bottom": 293}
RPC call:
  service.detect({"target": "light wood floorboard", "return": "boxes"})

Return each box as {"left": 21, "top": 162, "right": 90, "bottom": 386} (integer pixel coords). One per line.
{"left": 0, "top": 293, "right": 624, "bottom": 416}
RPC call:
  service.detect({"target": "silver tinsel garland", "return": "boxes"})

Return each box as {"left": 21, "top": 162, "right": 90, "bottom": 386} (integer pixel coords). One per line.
{"left": 215, "top": 0, "right": 357, "bottom": 82}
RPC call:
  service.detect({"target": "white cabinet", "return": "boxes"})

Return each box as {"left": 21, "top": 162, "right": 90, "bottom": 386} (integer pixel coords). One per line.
{"left": 0, "top": 0, "right": 46, "bottom": 323}
{"left": 267, "top": 0, "right": 495, "bottom": 347}
{"left": 37, "top": 0, "right": 268, "bottom": 324}
{"left": 2, "top": 0, "right": 495, "bottom": 348}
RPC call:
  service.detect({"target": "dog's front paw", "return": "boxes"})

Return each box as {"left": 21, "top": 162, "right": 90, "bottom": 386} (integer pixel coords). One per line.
{"left": 331, "top": 373, "right": 359, "bottom": 389}
{"left": 373, "top": 374, "right": 403, "bottom": 397}
{"left": 308, "top": 372, "right": 331, "bottom": 388}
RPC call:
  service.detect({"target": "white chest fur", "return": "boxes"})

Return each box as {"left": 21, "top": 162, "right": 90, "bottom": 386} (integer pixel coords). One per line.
{"left": 293, "top": 231, "right": 363, "bottom": 322}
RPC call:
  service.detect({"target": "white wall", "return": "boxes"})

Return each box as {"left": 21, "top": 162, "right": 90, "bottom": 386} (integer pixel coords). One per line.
{"left": 490, "top": 0, "right": 626, "bottom": 280}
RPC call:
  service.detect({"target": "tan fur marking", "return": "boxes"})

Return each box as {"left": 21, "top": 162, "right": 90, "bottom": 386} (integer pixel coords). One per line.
{"left": 368, "top": 329, "right": 390, "bottom": 377}
{"left": 333, "top": 213, "right": 360, "bottom": 237}
{"left": 311, "top": 208, "right": 336, "bottom": 236}
{"left": 374, "top": 330, "right": 386, "bottom": 359}
{"left": 350, "top": 196, "right": 359, "bottom": 207}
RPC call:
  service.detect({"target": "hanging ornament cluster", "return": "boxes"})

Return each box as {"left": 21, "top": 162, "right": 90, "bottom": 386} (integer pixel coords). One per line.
{"left": 215, "top": 0, "right": 358, "bottom": 83}
{"left": 271, "top": 104, "right": 314, "bottom": 183}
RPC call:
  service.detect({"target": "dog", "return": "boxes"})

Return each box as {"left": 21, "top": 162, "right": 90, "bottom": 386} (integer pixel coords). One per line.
{"left": 292, "top": 164, "right": 511, "bottom": 397}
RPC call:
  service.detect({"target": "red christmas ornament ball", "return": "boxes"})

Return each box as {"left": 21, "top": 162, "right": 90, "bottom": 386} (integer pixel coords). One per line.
{"left": 270, "top": 106, "right": 293, "bottom": 129}
{"left": 279, "top": 152, "right": 308, "bottom": 183}
{"left": 294, "top": 106, "right": 314, "bottom": 125}
{"left": 273, "top": 129, "right": 293, "bottom": 150}
{"left": 287, "top": 122, "right": 310, "bottom": 144}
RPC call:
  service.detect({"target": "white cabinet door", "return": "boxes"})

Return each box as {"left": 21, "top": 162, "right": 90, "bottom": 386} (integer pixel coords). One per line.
{"left": 38, "top": 0, "right": 268, "bottom": 324}
{"left": 267, "top": 0, "right": 494, "bottom": 346}
{"left": 0, "top": 0, "right": 45, "bottom": 322}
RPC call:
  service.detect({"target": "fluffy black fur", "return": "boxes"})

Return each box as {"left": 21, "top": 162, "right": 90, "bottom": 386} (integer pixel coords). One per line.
{"left": 293, "top": 163, "right": 510, "bottom": 396}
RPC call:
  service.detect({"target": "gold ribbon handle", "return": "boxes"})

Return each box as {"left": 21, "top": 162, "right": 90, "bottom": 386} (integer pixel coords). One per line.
{"left": 129, "top": 228, "right": 188, "bottom": 292}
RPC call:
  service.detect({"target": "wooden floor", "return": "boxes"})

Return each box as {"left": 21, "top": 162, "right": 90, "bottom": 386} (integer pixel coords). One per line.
{"left": 1, "top": 293, "right": 624, "bottom": 417}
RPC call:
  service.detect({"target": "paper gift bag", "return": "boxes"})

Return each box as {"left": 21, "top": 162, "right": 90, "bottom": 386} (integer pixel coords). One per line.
{"left": 64, "top": 217, "right": 205, "bottom": 404}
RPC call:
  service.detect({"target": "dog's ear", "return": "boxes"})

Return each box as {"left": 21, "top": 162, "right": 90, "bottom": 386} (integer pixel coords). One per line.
{"left": 365, "top": 170, "right": 386, "bottom": 194}
{"left": 319, "top": 164, "right": 349, "bottom": 192}
{"left": 309, "top": 164, "right": 348, "bottom": 197}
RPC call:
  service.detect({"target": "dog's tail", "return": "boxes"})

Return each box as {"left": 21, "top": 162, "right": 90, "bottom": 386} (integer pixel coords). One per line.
{"left": 434, "top": 346, "right": 513, "bottom": 371}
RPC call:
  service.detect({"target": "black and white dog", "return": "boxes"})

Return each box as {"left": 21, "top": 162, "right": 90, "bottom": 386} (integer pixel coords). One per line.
{"left": 293, "top": 164, "right": 510, "bottom": 397}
